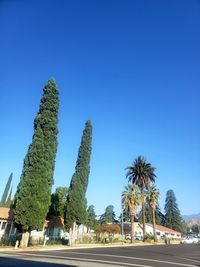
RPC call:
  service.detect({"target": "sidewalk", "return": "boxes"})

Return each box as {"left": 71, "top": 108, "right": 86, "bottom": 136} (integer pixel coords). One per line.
{"left": 0, "top": 241, "right": 165, "bottom": 252}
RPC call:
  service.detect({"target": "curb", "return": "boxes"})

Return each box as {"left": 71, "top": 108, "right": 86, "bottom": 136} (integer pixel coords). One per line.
{"left": 0, "top": 242, "right": 167, "bottom": 252}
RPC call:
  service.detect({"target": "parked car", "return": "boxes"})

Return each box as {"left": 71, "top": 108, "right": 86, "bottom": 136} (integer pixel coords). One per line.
{"left": 125, "top": 234, "right": 131, "bottom": 240}
{"left": 125, "top": 234, "right": 142, "bottom": 241}
{"left": 181, "top": 236, "right": 199, "bottom": 244}
{"left": 135, "top": 235, "right": 143, "bottom": 241}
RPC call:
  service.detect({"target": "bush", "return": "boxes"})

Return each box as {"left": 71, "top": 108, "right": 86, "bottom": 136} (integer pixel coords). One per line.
{"left": 96, "top": 224, "right": 121, "bottom": 234}
{"left": 0, "top": 235, "right": 19, "bottom": 247}
{"left": 79, "top": 236, "right": 92, "bottom": 244}
{"left": 112, "top": 237, "right": 120, "bottom": 243}
{"left": 143, "top": 234, "right": 155, "bottom": 241}
{"left": 0, "top": 237, "right": 8, "bottom": 246}
{"left": 46, "top": 238, "right": 63, "bottom": 245}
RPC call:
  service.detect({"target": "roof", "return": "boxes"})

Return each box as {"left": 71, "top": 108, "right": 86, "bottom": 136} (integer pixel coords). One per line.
{"left": 0, "top": 208, "right": 14, "bottom": 220}
{"left": 146, "top": 223, "right": 181, "bottom": 234}
{"left": 46, "top": 216, "right": 64, "bottom": 228}
{"left": 121, "top": 222, "right": 181, "bottom": 235}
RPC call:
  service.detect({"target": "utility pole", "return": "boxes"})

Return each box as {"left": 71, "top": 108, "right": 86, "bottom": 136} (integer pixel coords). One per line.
{"left": 121, "top": 197, "right": 124, "bottom": 242}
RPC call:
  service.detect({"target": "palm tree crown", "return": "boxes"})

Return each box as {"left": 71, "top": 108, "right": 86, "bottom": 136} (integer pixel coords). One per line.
{"left": 126, "top": 156, "right": 156, "bottom": 189}
{"left": 146, "top": 185, "right": 160, "bottom": 210}
{"left": 122, "top": 184, "right": 142, "bottom": 243}
{"left": 122, "top": 184, "right": 142, "bottom": 216}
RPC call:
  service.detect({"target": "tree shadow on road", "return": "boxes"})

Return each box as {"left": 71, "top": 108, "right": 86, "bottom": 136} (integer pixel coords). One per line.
{"left": 0, "top": 257, "right": 77, "bottom": 267}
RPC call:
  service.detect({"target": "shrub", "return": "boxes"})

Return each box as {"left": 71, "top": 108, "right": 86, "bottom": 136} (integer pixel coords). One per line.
{"left": 96, "top": 224, "right": 121, "bottom": 234}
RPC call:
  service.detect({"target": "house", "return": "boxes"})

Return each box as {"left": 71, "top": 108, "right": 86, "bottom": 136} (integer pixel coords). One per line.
{"left": 0, "top": 208, "right": 16, "bottom": 240}
{"left": 121, "top": 222, "right": 181, "bottom": 240}
{"left": 145, "top": 223, "right": 181, "bottom": 239}
{"left": 0, "top": 208, "right": 66, "bottom": 243}
{"left": 45, "top": 216, "right": 66, "bottom": 239}
{"left": 122, "top": 222, "right": 143, "bottom": 239}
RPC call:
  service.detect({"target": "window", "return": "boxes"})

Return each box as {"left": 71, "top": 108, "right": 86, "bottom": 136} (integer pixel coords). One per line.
{"left": 1, "top": 222, "right": 6, "bottom": 230}
{"left": 11, "top": 226, "right": 16, "bottom": 235}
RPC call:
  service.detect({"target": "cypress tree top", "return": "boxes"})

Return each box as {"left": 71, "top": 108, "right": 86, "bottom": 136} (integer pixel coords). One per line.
{"left": 0, "top": 173, "right": 13, "bottom": 207}
{"left": 73, "top": 120, "right": 92, "bottom": 193}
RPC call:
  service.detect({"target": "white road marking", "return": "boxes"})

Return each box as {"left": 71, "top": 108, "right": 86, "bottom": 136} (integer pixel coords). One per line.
{"left": 176, "top": 257, "right": 200, "bottom": 264}
{"left": 9, "top": 252, "right": 198, "bottom": 267}
{"left": 0, "top": 253, "right": 154, "bottom": 267}
{"left": 50, "top": 251, "right": 199, "bottom": 267}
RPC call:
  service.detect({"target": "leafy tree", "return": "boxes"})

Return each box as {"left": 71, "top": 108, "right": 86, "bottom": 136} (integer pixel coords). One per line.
{"left": 0, "top": 173, "right": 13, "bottom": 207}
{"left": 14, "top": 79, "right": 59, "bottom": 244}
{"left": 65, "top": 121, "right": 92, "bottom": 230}
{"left": 126, "top": 156, "right": 156, "bottom": 237}
{"left": 146, "top": 185, "right": 160, "bottom": 241}
{"left": 47, "top": 187, "right": 68, "bottom": 219}
{"left": 156, "top": 207, "right": 166, "bottom": 226}
{"left": 99, "top": 205, "right": 116, "bottom": 224}
{"left": 138, "top": 204, "right": 151, "bottom": 224}
{"left": 119, "top": 209, "right": 131, "bottom": 222}
{"left": 86, "top": 205, "right": 98, "bottom": 230}
{"left": 138, "top": 204, "right": 165, "bottom": 226}
{"left": 191, "top": 224, "right": 200, "bottom": 234}
{"left": 164, "top": 190, "right": 184, "bottom": 232}
{"left": 122, "top": 184, "right": 142, "bottom": 243}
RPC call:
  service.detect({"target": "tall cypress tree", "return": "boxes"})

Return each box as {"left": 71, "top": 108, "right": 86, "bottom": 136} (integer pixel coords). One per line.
{"left": 73, "top": 120, "right": 92, "bottom": 194}
{"left": 65, "top": 120, "right": 92, "bottom": 230}
{"left": 5, "top": 186, "right": 13, "bottom": 208}
{"left": 14, "top": 79, "right": 59, "bottom": 233}
{"left": 164, "top": 189, "right": 183, "bottom": 232}
{"left": 0, "top": 173, "right": 13, "bottom": 207}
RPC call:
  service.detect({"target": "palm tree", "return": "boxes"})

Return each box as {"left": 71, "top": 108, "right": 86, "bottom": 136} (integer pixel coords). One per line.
{"left": 146, "top": 185, "right": 160, "bottom": 241}
{"left": 126, "top": 156, "right": 156, "bottom": 238}
{"left": 122, "top": 184, "right": 142, "bottom": 243}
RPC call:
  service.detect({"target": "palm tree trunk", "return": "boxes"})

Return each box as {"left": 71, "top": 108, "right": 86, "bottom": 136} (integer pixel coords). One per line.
{"left": 152, "top": 207, "right": 157, "bottom": 242}
{"left": 131, "top": 214, "right": 135, "bottom": 243}
{"left": 142, "top": 188, "right": 146, "bottom": 239}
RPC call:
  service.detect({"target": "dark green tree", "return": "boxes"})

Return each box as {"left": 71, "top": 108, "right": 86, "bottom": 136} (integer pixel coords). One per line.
{"left": 86, "top": 205, "right": 98, "bottom": 230}
{"left": 65, "top": 120, "right": 92, "bottom": 230}
{"left": 47, "top": 187, "right": 68, "bottom": 219}
{"left": 191, "top": 224, "right": 200, "bottom": 234}
{"left": 164, "top": 190, "right": 184, "bottom": 232}
{"left": 0, "top": 173, "right": 13, "bottom": 207}
{"left": 138, "top": 204, "right": 166, "bottom": 225}
{"left": 119, "top": 209, "right": 131, "bottom": 222}
{"left": 99, "top": 205, "right": 116, "bottom": 224}
{"left": 5, "top": 186, "right": 13, "bottom": 208}
{"left": 14, "top": 79, "right": 59, "bottom": 240}
{"left": 126, "top": 156, "right": 156, "bottom": 237}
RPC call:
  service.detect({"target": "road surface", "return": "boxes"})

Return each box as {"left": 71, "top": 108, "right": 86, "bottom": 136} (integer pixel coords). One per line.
{"left": 0, "top": 244, "right": 200, "bottom": 267}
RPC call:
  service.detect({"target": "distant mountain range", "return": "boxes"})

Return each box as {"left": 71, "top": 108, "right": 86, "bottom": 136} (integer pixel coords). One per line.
{"left": 182, "top": 213, "right": 200, "bottom": 227}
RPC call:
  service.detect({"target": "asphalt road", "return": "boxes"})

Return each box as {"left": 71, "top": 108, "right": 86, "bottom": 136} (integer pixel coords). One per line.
{"left": 0, "top": 244, "right": 200, "bottom": 267}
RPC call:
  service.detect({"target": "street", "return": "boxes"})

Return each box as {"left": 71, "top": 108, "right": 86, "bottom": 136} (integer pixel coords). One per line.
{"left": 0, "top": 244, "right": 200, "bottom": 267}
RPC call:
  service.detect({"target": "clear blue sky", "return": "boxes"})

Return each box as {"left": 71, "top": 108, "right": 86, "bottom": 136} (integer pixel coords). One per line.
{"left": 1, "top": 0, "right": 200, "bottom": 217}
